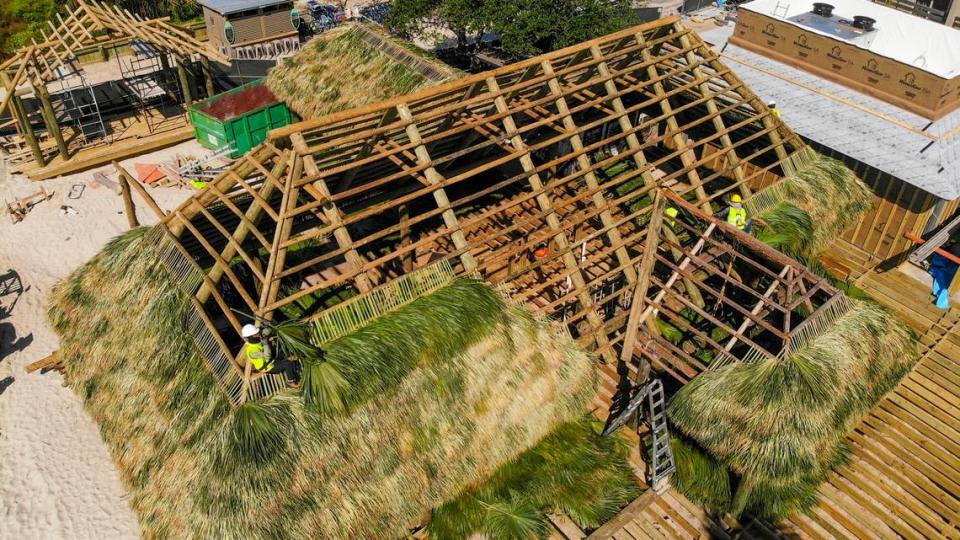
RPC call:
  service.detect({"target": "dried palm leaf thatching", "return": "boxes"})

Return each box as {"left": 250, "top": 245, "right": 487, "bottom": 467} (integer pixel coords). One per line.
{"left": 748, "top": 150, "right": 872, "bottom": 258}
{"left": 669, "top": 435, "right": 732, "bottom": 513}
{"left": 667, "top": 300, "right": 917, "bottom": 519}
{"left": 265, "top": 22, "right": 461, "bottom": 119}
{"left": 48, "top": 228, "right": 596, "bottom": 539}
{"left": 429, "top": 419, "right": 642, "bottom": 539}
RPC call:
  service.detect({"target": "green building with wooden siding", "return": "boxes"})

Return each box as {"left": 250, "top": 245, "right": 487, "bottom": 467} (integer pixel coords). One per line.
{"left": 199, "top": 0, "right": 300, "bottom": 54}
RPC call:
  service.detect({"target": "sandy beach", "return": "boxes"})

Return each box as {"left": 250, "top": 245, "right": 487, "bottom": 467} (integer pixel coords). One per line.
{"left": 0, "top": 143, "right": 200, "bottom": 539}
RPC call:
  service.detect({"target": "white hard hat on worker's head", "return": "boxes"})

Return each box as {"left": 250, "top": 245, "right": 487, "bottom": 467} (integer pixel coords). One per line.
{"left": 768, "top": 100, "right": 777, "bottom": 107}
{"left": 241, "top": 324, "right": 260, "bottom": 338}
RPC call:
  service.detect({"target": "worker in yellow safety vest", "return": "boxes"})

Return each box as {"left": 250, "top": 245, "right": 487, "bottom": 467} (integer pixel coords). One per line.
{"left": 724, "top": 194, "right": 751, "bottom": 233}
{"left": 242, "top": 324, "right": 301, "bottom": 388}
{"left": 768, "top": 101, "right": 781, "bottom": 119}
{"left": 665, "top": 206, "right": 678, "bottom": 229}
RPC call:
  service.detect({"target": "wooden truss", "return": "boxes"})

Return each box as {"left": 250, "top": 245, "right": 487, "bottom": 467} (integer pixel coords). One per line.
{"left": 0, "top": 0, "right": 228, "bottom": 119}
{"left": 149, "top": 17, "right": 842, "bottom": 404}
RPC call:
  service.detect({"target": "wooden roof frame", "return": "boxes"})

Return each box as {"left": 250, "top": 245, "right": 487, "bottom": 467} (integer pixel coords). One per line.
{"left": 148, "top": 17, "right": 847, "bottom": 405}
{"left": 0, "top": 0, "right": 229, "bottom": 119}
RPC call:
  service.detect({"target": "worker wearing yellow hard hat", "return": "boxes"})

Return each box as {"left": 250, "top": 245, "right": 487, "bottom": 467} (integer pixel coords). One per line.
{"left": 725, "top": 193, "right": 751, "bottom": 233}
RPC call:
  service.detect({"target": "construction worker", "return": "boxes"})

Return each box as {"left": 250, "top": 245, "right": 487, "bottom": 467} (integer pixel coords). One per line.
{"left": 928, "top": 240, "right": 960, "bottom": 310}
{"left": 241, "top": 324, "right": 301, "bottom": 388}
{"left": 665, "top": 206, "right": 679, "bottom": 229}
{"left": 190, "top": 178, "right": 208, "bottom": 190}
{"left": 768, "top": 101, "right": 781, "bottom": 119}
{"left": 722, "top": 194, "right": 751, "bottom": 233}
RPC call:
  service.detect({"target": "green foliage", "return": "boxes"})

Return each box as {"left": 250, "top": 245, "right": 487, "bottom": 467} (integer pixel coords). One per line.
{"left": 755, "top": 201, "right": 813, "bottom": 257}
{"left": 429, "top": 419, "right": 642, "bottom": 539}
{"left": 218, "top": 399, "right": 297, "bottom": 468}
{"left": 670, "top": 436, "right": 732, "bottom": 513}
{"left": 667, "top": 300, "right": 917, "bottom": 519}
{"left": 324, "top": 277, "right": 505, "bottom": 410}
{"left": 387, "top": 0, "right": 637, "bottom": 56}
{"left": 1, "top": 0, "right": 55, "bottom": 52}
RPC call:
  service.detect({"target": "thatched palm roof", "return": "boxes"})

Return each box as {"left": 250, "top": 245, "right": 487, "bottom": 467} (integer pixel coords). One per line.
{"left": 265, "top": 23, "right": 462, "bottom": 119}
{"left": 667, "top": 300, "right": 917, "bottom": 518}
{"left": 48, "top": 228, "right": 597, "bottom": 538}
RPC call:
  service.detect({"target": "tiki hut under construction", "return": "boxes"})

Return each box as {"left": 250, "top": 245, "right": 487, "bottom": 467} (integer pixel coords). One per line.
{"left": 49, "top": 15, "right": 918, "bottom": 537}
{"left": 265, "top": 23, "right": 461, "bottom": 120}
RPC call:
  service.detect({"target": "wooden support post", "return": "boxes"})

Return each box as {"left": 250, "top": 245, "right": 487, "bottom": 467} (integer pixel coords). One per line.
{"left": 175, "top": 56, "right": 193, "bottom": 107}
{"left": 396, "top": 104, "right": 478, "bottom": 272}
{"left": 621, "top": 192, "right": 666, "bottom": 383}
{"left": 119, "top": 171, "right": 141, "bottom": 228}
{"left": 541, "top": 60, "right": 637, "bottom": 285}
{"left": 589, "top": 44, "right": 657, "bottom": 187}
{"left": 485, "top": 77, "right": 614, "bottom": 362}
{"left": 399, "top": 204, "right": 414, "bottom": 273}
{"left": 2, "top": 73, "right": 45, "bottom": 168}
{"left": 291, "top": 133, "right": 374, "bottom": 293}
{"left": 661, "top": 224, "right": 705, "bottom": 308}
{"left": 33, "top": 83, "right": 69, "bottom": 161}
{"left": 674, "top": 27, "right": 751, "bottom": 199}
{"left": 113, "top": 161, "right": 166, "bottom": 220}
{"left": 200, "top": 55, "right": 215, "bottom": 98}
{"left": 636, "top": 33, "right": 712, "bottom": 213}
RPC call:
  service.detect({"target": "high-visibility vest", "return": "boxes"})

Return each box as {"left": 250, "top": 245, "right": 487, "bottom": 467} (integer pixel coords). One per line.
{"left": 726, "top": 206, "right": 747, "bottom": 230}
{"left": 246, "top": 341, "right": 273, "bottom": 371}
{"left": 665, "top": 207, "right": 678, "bottom": 228}
{"left": 191, "top": 179, "right": 208, "bottom": 190}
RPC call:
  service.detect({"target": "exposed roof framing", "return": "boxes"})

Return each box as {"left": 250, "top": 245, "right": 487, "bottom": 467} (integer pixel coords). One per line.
{"left": 0, "top": 0, "right": 228, "bottom": 118}
{"left": 150, "top": 17, "right": 828, "bottom": 404}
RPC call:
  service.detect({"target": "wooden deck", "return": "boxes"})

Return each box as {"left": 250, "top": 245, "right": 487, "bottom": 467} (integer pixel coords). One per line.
{"left": 770, "top": 268, "right": 960, "bottom": 539}
{"left": 19, "top": 118, "right": 194, "bottom": 181}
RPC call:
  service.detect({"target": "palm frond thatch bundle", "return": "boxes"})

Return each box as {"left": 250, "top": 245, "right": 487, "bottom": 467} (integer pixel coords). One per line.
{"left": 48, "top": 229, "right": 597, "bottom": 538}
{"left": 265, "top": 22, "right": 461, "bottom": 119}
{"left": 667, "top": 300, "right": 917, "bottom": 518}
{"left": 429, "top": 419, "right": 642, "bottom": 539}
{"left": 749, "top": 151, "right": 872, "bottom": 258}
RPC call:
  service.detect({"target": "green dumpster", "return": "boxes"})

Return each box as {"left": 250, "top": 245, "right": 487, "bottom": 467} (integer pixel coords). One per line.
{"left": 188, "top": 79, "right": 292, "bottom": 158}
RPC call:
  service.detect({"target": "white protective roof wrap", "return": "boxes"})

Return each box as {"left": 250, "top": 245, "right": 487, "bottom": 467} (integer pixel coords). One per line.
{"left": 739, "top": 0, "right": 960, "bottom": 79}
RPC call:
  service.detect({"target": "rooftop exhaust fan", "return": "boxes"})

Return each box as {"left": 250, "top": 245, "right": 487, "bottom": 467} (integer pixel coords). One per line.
{"left": 852, "top": 15, "right": 876, "bottom": 31}
{"left": 812, "top": 3, "right": 834, "bottom": 17}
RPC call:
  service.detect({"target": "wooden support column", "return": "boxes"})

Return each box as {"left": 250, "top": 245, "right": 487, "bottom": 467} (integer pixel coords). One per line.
{"left": 674, "top": 27, "right": 751, "bottom": 199}
{"left": 621, "top": 192, "right": 666, "bottom": 383}
{"left": 396, "top": 104, "right": 478, "bottom": 272}
{"left": 291, "top": 133, "right": 374, "bottom": 293}
{"left": 175, "top": 56, "right": 193, "bottom": 107}
{"left": 33, "top": 83, "right": 69, "bottom": 161}
{"left": 540, "top": 61, "right": 637, "bottom": 284}
{"left": 661, "top": 224, "right": 705, "bottom": 308}
{"left": 200, "top": 55, "right": 215, "bottom": 98}
{"left": 589, "top": 44, "right": 657, "bottom": 187}
{"left": 191, "top": 154, "right": 287, "bottom": 304}
{"left": 119, "top": 172, "right": 140, "bottom": 228}
{"left": 2, "top": 73, "right": 45, "bottom": 167}
{"left": 636, "top": 33, "right": 712, "bottom": 214}
{"left": 113, "top": 161, "right": 165, "bottom": 220}
{"left": 259, "top": 153, "right": 301, "bottom": 314}
{"left": 399, "top": 204, "right": 414, "bottom": 273}
{"left": 485, "top": 77, "right": 614, "bottom": 362}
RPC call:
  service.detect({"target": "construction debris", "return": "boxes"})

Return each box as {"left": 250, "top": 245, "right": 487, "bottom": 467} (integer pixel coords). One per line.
{"left": 5, "top": 188, "right": 53, "bottom": 223}
{"left": 68, "top": 184, "right": 85, "bottom": 200}
{"left": 91, "top": 172, "right": 122, "bottom": 195}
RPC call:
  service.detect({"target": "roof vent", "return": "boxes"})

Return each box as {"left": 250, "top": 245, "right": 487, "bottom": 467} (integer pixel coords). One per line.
{"left": 812, "top": 3, "right": 834, "bottom": 17}
{"left": 852, "top": 15, "right": 876, "bottom": 31}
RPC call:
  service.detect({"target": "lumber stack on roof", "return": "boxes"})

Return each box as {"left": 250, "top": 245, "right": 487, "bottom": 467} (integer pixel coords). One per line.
{"left": 265, "top": 23, "right": 462, "bottom": 119}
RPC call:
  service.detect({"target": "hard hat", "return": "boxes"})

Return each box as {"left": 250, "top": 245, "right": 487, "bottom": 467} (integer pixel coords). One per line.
{"left": 665, "top": 207, "right": 678, "bottom": 218}
{"left": 730, "top": 194, "right": 743, "bottom": 203}
{"left": 241, "top": 324, "right": 261, "bottom": 338}
{"left": 533, "top": 244, "right": 550, "bottom": 259}
{"left": 768, "top": 101, "right": 776, "bottom": 107}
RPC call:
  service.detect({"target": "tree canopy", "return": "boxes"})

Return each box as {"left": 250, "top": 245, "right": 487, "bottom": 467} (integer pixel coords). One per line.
{"left": 388, "top": 0, "right": 638, "bottom": 57}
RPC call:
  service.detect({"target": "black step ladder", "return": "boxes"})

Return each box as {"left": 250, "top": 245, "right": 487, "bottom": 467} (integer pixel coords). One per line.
{"left": 646, "top": 378, "right": 675, "bottom": 492}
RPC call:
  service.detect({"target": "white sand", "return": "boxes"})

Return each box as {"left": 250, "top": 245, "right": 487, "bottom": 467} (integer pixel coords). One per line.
{"left": 0, "top": 142, "right": 201, "bottom": 539}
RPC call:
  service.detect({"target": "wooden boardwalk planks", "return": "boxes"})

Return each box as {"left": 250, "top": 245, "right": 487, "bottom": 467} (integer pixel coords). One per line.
{"left": 775, "top": 268, "right": 960, "bottom": 539}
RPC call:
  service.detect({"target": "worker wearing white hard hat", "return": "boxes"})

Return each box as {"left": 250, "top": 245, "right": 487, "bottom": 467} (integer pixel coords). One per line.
{"left": 768, "top": 101, "right": 781, "bottom": 119}
{"left": 242, "top": 323, "right": 301, "bottom": 388}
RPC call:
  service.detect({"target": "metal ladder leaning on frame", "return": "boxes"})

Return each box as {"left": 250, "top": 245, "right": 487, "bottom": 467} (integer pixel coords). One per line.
{"left": 602, "top": 378, "right": 676, "bottom": 491}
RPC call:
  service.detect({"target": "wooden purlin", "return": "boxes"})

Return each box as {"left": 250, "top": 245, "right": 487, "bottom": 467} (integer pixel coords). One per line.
{"left": 161, "top": 19, "right": 817, "bottom": 386}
